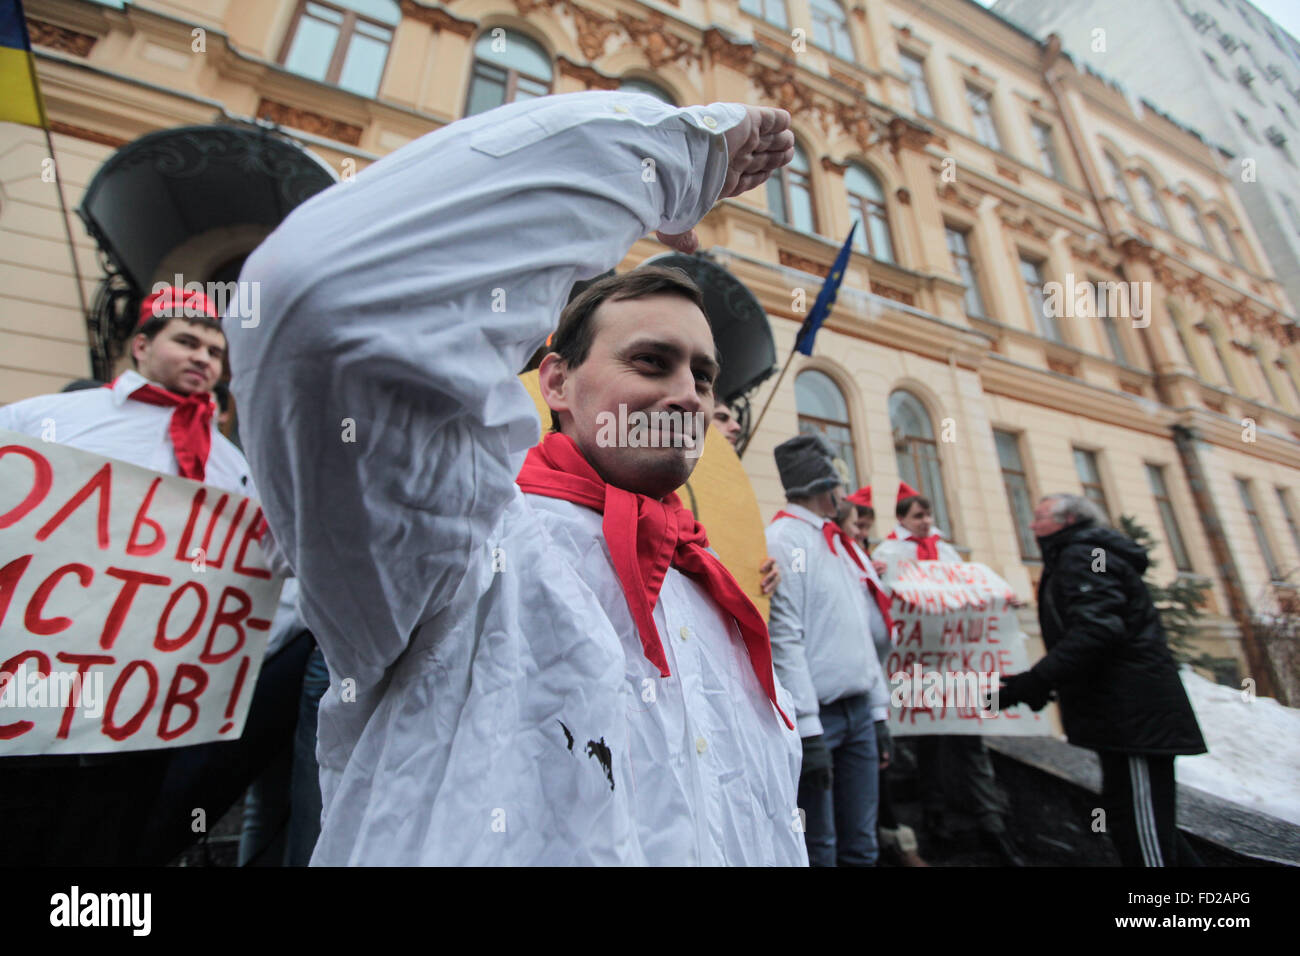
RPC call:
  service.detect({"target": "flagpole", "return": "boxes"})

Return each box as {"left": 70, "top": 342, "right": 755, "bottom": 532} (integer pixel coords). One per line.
{"left": 737, "top": 347, "right": 796, "bottom": 460}
{"left": 19, "top": 6, "right": 95, "bottom": 375}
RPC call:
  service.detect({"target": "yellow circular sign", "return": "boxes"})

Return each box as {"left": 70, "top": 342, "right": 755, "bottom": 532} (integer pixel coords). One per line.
{"left": 519, "top": 371, "right": 771, "bottom": 619}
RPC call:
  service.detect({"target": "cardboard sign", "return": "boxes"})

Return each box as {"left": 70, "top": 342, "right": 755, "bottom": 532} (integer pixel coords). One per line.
{"left": 0, "top": 430, "right": 283, "bottom": 755}
{"left": 880, "top": 557, "right": 1046, "bottom": 736}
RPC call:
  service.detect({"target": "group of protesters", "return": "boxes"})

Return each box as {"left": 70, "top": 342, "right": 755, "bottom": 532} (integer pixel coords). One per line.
{"left": 0, "top": 90, "right": 1208, "bottom": 867}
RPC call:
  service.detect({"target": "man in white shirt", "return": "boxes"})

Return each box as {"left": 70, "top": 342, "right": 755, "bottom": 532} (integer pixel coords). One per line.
{"left": 226, "top": 91, "right": 807, "bottom": 865}
{"left": 765, "top": 435, "right": 891, "bottom": 866}
{"left": 873, "top": 482, "right": 962, "bottom": 564}
{"left": 0, "top": 287, "right": 311, "bottom": 864}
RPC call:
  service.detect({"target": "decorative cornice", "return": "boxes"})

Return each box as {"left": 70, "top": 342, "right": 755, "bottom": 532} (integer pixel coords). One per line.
{"left": 616, "top": 10, "right": 700, "bottom": 70}
{"left": 571, "top": 3, "right": 621, "bottom": 60}
{"left": 400, "top": 0, "right": 476, "bottom": 37}
{"left": 557, "top": 54, "right": 618, "bottom": 90}
{"left": 27, "top": 18, "right": 96, "bottom": 56}
{"left": 779, "top": 249, "right": 830, "bottom": 278}
{"left": 703, "top": 27, "right": 754, "bottom": 73}
{"left": 870, "top": 281, "right": 915, "bottom": 306}
{"left": 256, "top": 99, "right": 363, "bottom": 146}
{"left": 886, "top": 115, "right": 933, "bottom": 156}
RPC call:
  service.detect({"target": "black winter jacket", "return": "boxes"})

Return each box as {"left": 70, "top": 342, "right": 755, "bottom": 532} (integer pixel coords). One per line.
{"left": 1033, "top": 521, "right": 1207, "bottom": 755}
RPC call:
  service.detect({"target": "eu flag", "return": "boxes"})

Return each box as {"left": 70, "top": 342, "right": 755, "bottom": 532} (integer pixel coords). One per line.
{"left": 793, "top": 222, "right": 857, "bottom": 356}
{"left": 0, "top": 0, "right": 44, "bottom": 128}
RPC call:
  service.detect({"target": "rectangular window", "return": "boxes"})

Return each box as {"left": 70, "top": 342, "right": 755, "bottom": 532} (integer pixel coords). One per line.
{"left": 1031, "top": 119, "right": 1062, "bottom": 180}
{"left": 1145, "top": 464, "right": 1193, "bottom": 572}
{"left": 900, "top": 51, "right": 934, "bottom": 118}
{"left": 1276, "top": 487, "right": 1300, "bottom": 561}
{"left": 1020, "top": 256, "right": 1061, "bottom": 342}
{"left": 741, "top": 0, "right": 788, "bottom": 29}
{"left": 995, "top": 430, "right": 1040, "bottom": 560}
{"left": 281, "top": 0, "right": 393, "bottom": 98}
{"left": 1237, "top": 477, "right": 1282, "bottom": 580}
{"left": 1101, "top": 312, "right": 1129, "bottom": 364}
{"left": 945, "top": 226, "right": 986, "bottom": 318}
{"left": 1073, "top": 448, "right": 1111, "bottom": 521}
{"left": 966, "top": 85, "right": 1002, "bottom": 150}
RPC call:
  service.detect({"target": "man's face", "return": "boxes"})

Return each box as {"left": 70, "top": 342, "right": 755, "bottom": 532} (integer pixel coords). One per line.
{"left": 132, "top": 319, "right": 225, "bottom": 396}
{"left": 854, "top": 510, "right": 874, "bottom": 541}
{"left": 899, "top": 501, "right": 933, "bottom": 537}
{"left": 711, "top": 402, "right": 741, "bottom": 446}
{"left": 1031, "top": 498, "right": 1069, "bottom": 538}
{"left": 540, "top": 294, "right": 718, "bottom": 498}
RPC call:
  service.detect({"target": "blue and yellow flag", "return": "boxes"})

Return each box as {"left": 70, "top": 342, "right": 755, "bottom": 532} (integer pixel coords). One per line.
{"left": 793, "top": 222, "right": 857, "bottom": 356}
{"left": 0, "top": 0, "right": 45, "bottom": 127}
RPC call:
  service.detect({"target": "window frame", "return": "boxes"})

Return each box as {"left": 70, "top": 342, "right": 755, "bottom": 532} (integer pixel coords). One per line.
{"left": 890, "top": 389, "right": 954, "bottom": 542}
{"left": 809, "top": 0, "right": 854, "bottom": 60}
{"left": 767, "top": 141, "right": 817, "bottom": 233}
{"left": 1030, "top": 118, "right": 1063, "bottom": 181}
{"left": 464, "top": 29, "right": 554, "bottom": 117}
{"left": 278, "top": 0, "right": 397, "bottom": 95}
{"left": 845, "top": 164, "right": 895, "bottom": 264}
{"left": 1237, "top": 476, "right": 1283, "bottom": 582}
{"left": 1019, "top": 254, "right": 1061, "bottom": 343}
{"left": 899, "top": 49, "right": 935, "bottom": 119}
{"left": 1072, "top": 447, "right": 1111, "bottom": 522}
{"left": 994, "top": 429, "right": 1040, "bottom": 561}
{"left": 965, "top": 83, "right": 1002, "bottom": 151}
{"left": 1145, "top": 463, "right": 1193, "bottom": 572}
{"left": 795, "top": 369, "right": 859, "bottom": 489}
{"left": 945, "top": 224, "right": 987, "bottom": 319}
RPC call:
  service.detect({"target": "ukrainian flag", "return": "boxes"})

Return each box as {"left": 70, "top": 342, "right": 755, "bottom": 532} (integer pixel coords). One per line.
{"left": 0, "top": 0, "right": 45, "bottom": 127}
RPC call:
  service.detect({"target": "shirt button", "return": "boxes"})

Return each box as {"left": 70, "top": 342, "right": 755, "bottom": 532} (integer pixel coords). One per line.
{"left": 696, "top": 736, "right": 707, "bottom": 754}
{"left": 702, "top": 115, "right": 718, "bottom": 129}
{"left": 679, "top": 625, "right": 691, "bottom": 641}
{"left": 612, "top": 104, "right": 629, "bottom": 114}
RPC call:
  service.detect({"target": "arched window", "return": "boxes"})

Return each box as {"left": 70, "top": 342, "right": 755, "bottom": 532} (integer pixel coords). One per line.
{"left": 465, "top": 30, "right": 552, "bottom": 117}
{"left": 767, "top": 141, "right": 816, "bottom": 233}
{"left": 1181, "top": 196, "right": 1213, "bottom": 249}
{"left": 796, "top": 369, "right": 858, "bottom": 487}
{"left": 845, "top": 164, "right": 894, "bottom": 263}
{"left": 280, "top": 0, "right": 400, "bottom": 97}
{"left": 619, "top": 77, "right": 676, "bottom": 105}
{"left": 1208, "top": 213, "right": 1243, "bottom": 265}
{"left": 1134, "top": 171, "right": 1171, "bottom": 232}
{"left": 889, "top": 389, "right": 953, "bottom": 539}
{"left": 810, "top": 0, "right": 853, "bottom": 59}
{"left": 1103, "top": 153, "right": 1135, "bottom": 211}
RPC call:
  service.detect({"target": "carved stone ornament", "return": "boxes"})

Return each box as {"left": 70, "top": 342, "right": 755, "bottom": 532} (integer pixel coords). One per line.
{"left": 571, "top": 4, "right": 621, "bottom": 61}
{"left": 27, "top": 18, "right": 96, "bottom": 56}
{"left": 557, "top": 55, "right": 619, "bottom": 89}
{"left": 256, "top": 99, "right": 363, "bottom": 146}
{"left": 779, "top": 249, "right": 830, "bottom": 278}
{"left": 399, "top": 0, "right": 476, "bottom": 37}
{"left": 703, "top": 27, "right": 754, "bottom": 72}
{"left": 617, "top": 10, "right": 701, "bottom": 70}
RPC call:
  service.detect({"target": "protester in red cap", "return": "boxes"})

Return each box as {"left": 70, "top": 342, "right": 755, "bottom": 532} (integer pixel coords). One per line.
{"left": 873, "top": 482, "right": 962, "bottom": 563}
{"left": 0, "top": 283, "right": 288, "bottom": 865}
{"left": 869, "top": 481, "right": 1025, "bottom": 865}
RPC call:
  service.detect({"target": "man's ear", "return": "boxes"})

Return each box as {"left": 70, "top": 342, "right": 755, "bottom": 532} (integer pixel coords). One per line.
{"left": 538, "top": 352, "right": 570, "bottom": 418}
{"left": 129, "top": 332, "right": 149, "bottom": 367}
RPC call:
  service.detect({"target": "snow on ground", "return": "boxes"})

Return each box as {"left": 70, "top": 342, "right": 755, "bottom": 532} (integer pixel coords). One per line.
{"left": 1177, "top": 668, "right": 1300, "bottom": 826}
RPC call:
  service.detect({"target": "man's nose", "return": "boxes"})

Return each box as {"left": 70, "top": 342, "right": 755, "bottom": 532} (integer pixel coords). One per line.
{"left": 665, "top": 367, "right": 704, "bottom": 413}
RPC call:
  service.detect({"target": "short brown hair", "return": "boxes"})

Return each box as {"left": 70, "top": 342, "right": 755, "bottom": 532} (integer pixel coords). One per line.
{"left": 897, "top": 494, "right": 932, "bottom": 520}
{"left": 546, "top": 266, "right": 708, "bottom": 431}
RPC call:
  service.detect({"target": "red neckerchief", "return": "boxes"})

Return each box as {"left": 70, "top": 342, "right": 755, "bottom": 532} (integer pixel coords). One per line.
{"left": 774, "top": 510, "right": 895, "bottom": 635}
{"left": 885, "top": 526, "right": 940, "bottom": 560}
{"left": 116, "top": 378, "right": 214, "bottom": 481}
{"left": 518, "top": 433, "right": 792, "bottom": 730}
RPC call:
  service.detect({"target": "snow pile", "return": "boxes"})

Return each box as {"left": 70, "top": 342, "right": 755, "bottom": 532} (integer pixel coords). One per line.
{"left": 1178, "top": 668, "right": 1300, "bottom": 826}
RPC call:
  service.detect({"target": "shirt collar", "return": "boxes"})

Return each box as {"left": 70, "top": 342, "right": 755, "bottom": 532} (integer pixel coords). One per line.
{"left": 783, "top": 502, "right": 828, "bottom": 526}
{"left": 109, "top": 370, "right": 149, "bottom": 407}
{"left": 891, "top": 523, "right": 946, "bottom": 541}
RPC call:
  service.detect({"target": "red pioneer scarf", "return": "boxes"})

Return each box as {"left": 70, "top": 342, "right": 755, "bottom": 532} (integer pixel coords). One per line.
{"left": 121, "top": 380, "right": 214, "bottom": 481}
{"left": 517, "top": 433, "right": 792, "bottom": 729}
{"left": 773, "top": 510, "right": 895, "bottom": 635}
{"left": 885, "top": 527, "right": 941, "bottom": 560}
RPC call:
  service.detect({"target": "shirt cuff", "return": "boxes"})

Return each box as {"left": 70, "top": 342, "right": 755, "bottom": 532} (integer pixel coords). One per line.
{"left": 796, "top": 713, "right": 824, "bottom": 738}
{"left": 870, "top": 705, "right": 890, "bottom": 723}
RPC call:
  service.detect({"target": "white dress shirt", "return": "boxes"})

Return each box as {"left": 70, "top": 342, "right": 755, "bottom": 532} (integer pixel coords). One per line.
{"left": 765, "top": 504, "right": 890, "bottom": 737}
{"left": 874, "top": 523, "right": 963, "bottom": 565}
{"left": 0, "top": 370, "right": 253, "bottom": 496}
{"left": 226, "top": 91, "right": 806, "bottom": 865}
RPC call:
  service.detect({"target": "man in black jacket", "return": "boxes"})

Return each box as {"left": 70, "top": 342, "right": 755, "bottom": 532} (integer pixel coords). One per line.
{"left": 996, "top": 494, "right": 1207, "bottom": 866}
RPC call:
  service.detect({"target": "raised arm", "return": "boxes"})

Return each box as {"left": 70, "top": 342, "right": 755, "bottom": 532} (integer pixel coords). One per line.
{"left": 227, "top": 92, "right": 790, "bottom": 687}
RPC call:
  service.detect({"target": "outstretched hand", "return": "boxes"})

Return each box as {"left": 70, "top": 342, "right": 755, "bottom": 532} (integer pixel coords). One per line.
{"left": 656, "top": 105, "right": 794, "bottom": 253}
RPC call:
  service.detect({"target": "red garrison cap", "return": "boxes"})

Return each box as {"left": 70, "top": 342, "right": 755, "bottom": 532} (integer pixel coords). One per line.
{"left": 846, "top": 486, "right": 873, "bottom": 508}
{"left": 897, "top": 481, "right": 921, "bottom": 503}
{"left": 137, "top": 286, "right": 218, "bottom": 328}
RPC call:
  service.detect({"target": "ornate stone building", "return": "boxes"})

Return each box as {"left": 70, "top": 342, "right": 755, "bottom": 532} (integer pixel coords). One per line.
{"left": 3, "top": 0, "right": 1297, "bottom": 698}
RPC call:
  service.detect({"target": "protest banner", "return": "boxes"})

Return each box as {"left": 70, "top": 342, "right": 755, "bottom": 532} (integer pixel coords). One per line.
{"left": 0, "top": 430, "right": 284, "bottom": 755}
{"left": 879, "top": 556, "right": 1047, "bottom": 736}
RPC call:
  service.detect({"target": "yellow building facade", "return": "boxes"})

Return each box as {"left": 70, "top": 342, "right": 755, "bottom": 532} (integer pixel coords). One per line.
{"left": 3, "top": 0, "right": 1298, "bottom": 700}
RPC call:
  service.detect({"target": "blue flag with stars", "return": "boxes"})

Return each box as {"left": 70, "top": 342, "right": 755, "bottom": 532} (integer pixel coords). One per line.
{"left": 793, "top": 222, "right": 857, "bottom": 356}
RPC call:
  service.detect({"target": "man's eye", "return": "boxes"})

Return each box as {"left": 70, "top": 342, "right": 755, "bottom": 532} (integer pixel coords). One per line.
{"left": 636, "top": 355, "right": 665, "bottom": 369}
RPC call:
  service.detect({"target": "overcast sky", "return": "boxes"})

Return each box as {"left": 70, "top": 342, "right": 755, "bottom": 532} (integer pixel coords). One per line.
{"left": 974, "top": 0, "right": 1300, "bottom": 48}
